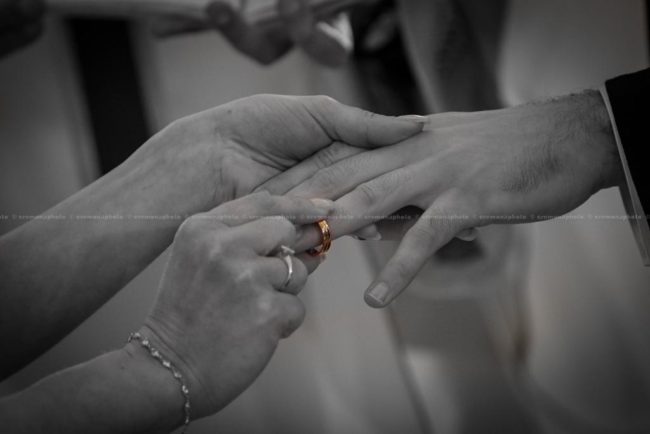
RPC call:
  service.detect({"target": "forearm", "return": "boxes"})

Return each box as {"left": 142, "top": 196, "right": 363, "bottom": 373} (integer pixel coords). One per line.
{"left": 0, "top": 343, "right": 182, "bottom": 434}
{"left": 0, "top": 128, "right": 224, "bottom": 378}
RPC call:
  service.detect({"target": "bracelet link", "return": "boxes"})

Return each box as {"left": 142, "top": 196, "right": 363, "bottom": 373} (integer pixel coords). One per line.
{"left": 128, "top": 332, "right": 191, "bottom": 433}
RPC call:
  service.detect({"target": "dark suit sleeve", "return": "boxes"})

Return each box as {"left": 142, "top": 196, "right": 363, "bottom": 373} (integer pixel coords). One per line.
{"left": 603, "top": 68, "right": 650, "bottom": 265}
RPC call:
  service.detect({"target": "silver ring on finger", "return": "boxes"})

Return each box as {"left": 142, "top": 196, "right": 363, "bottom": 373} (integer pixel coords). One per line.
{"left": 277, "top": 245, "right": 295, "bottom": 291}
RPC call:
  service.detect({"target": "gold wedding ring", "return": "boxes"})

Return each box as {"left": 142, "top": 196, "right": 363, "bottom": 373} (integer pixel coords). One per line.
{"left": 308, "top": 220, "right": 332, "bottom": 257}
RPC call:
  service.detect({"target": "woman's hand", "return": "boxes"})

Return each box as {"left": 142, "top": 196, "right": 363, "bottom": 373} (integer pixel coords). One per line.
{"left": 0, "top": 0, "right": 43, "bottom": 57}
{"left": 0, "top": 93, "right": 420, "bottom": 378}
{"left": 259, "top": 90, "right": 622, "bottom": 307}
{"left": 0, "top": 196, "right": 333, "bottom": 434}
{"left": 125, "top": 93, "right": 424, "bottom": 215}
{"left": 136, "top": 192, "right": 333, "bottom": 420}
{"left": 152, "top": 0, "right": 353, "bottom": 67}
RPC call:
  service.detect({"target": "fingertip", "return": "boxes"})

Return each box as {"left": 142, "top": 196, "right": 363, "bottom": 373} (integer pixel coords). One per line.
{"left": 456, "top": 227, "right": 479, "bottom": 242}
{"left": 364, "top": 282, "right": 390, "bottom": 308}
{"left": 364, "top": 291, "right": 387, "bottom": 309}
{"left": 363, "top": 112, "right": 427, "bottom": 147}
{"left": 398, "top": 114, "right": 430, "bottom": 125}
{"left": 352, "top": 224, "right": 381, "bottom": 241}
{"left": 401, "top": 119, "right": 426, "bottom": 136}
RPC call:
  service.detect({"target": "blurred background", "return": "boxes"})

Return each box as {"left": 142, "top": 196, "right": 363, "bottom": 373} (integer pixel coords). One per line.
{"left": 1, "top": 1, "right": 649, "bottom": 433}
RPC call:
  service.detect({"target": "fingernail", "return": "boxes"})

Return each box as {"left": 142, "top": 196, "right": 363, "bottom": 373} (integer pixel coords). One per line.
{"left": 365, "top": 283, "right": 389, "bottom": 308}
{"left": 456, "top": 227, "right": 478, "bottom": 242}
{"left": 310, "top": 198, "right": 335, "bottom": 214}
{"left": 398, "top": 115, "right": 430, "bottom": 124}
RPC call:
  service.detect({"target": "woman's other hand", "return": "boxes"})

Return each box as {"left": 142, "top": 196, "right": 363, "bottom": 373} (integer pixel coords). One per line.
{"left": 152, "top": 0, "right": 352, "bottom": 67}
{"left": 136, "top": 192, "right": 333, "bottom": 419}
{"left": 124, "top": 94, "right": 424, "bottom": 219}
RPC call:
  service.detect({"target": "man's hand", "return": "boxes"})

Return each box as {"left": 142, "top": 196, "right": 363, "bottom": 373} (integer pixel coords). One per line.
{"left": 260, "top": 90, "right": 623, "bottom": 307}
{"left": 152, "top": 0, "right": 353, "bottom": 67}
{"left": 0, "top": 0, "right": 43, "bottom": 58}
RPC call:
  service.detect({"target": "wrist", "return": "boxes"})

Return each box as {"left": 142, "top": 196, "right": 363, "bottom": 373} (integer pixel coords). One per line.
{"left": 575, "top": 89, "right": 625, "bottom": 190}
{"left": 114, "top": 116, "right": 231, "bottom": 215}
{"left": 135, "top": 323, "right": 217, "bottom": 419}
{"left": 119, "top": 341, "right": 186, "bottom": 432}
{"left": 544, "top": 90, "right": 624, "bottom": 198}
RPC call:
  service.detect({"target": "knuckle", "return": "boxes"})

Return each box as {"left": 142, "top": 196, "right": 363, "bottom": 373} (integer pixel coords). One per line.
{"left": 313, "top": 94, "right": 338, "bottom": 108}
{"left": 206, "top": 241, "right": 227, "bottom": 264}
{"left": 312, "top": 144, "right": 341, "bottom": 170}
{"left": 308, "top": 95, "right": 339, "bottom": 118}
{"left": 294, "top": 258, "right": 309, "bottom": 282}
{"left": 255, "top": 293, "right": 282, "bottom": 325}
{"left": 410, "top": 211, "right": 459, "bottom": 248}
{"left": 355, "top": 181, "right": 380, "bottom": 206}
{"left": 177, "top": 214, "right": 228, "bottom": 253}
{"left": 363, "top": 110, "right": 378, "bottom": 122}
{"left": 232, "top": 266, "right": 258, "bottom": 287}
{"left": 177, "top": 215, "right": 207, "bottom": 241}
{"left": 272, "top": 216, "right": 296, "bottom": 237}
{"left": 439, "top": 211, "right": 462, "bottom": 233}
{"left": 254, "top": 293, "right": 273, "bottom": 317}
{"left": 175, "top": 215, "right": 232, "bottom": 263}
{"left": 248, "top": 190, "right": 275, "bottom": 213}
{"left": 290, "top": 299, "right": 307, "bottom": 323}
{"left": 284, "top": 196, "right": 311, "bottom": 217}
{"left": 390, "top": 259, "right": 414, "bottom": 282}
{"left": 306, "top": 164, "right": 347, "bottom": 192}
{"left": 165, "top": 116, "right": 191, "bottom": 138}
{"left": 411, "top": 219, "right": 438, "bottom": 242}
{"left": 281, "top": 299, "right": 306, "bottom": 338}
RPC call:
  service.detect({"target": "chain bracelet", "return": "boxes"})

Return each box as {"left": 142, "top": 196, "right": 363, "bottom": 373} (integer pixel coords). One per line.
{"left": 128, "top": 332, "right": 191, "bottom": 433}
